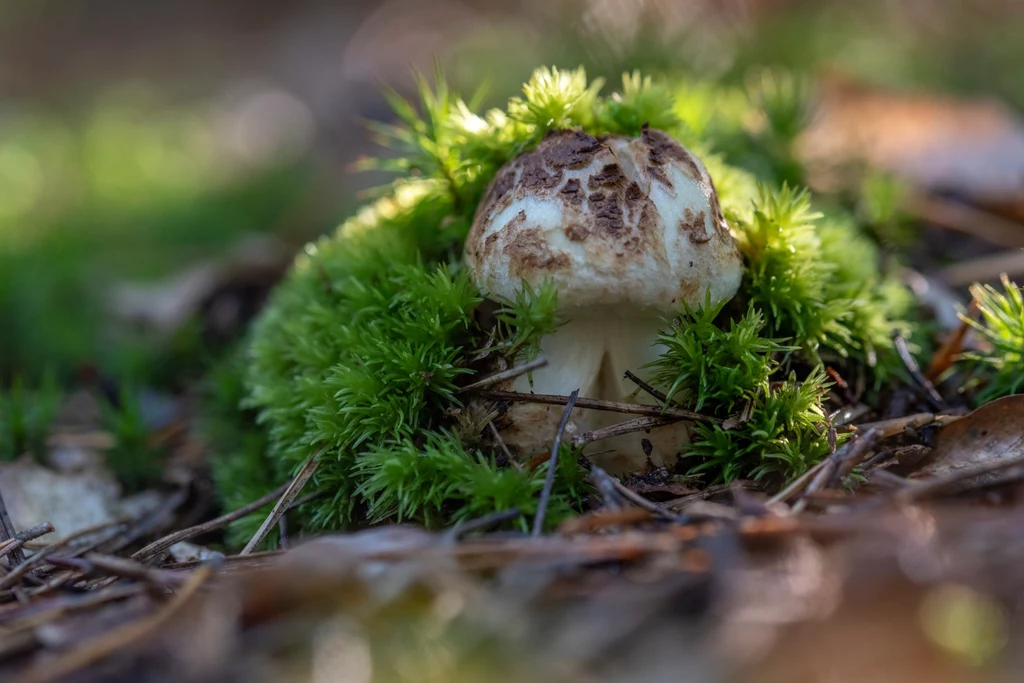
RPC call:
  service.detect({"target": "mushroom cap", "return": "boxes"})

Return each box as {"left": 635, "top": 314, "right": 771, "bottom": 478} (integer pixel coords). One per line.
{"left": 465, "top": 127, "right": 743, "bottom": 314}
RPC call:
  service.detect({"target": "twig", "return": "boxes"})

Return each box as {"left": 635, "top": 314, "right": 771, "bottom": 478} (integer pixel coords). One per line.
{"left": 611, "top": 479, "right": 685, "bottom": 522}
{"left": 830, "top": 428, "right": 882, "bottom": 485}
{"left": 767, "top": 460, "right": 829, "bottom": 505}
{"left": 132, "top": 482, "right": 289, "bottom": 562}
{"left": 791, "top": 429, "right": 880, "bottom": 513}
{"left": 894, "top": 335, "right": 944, "bottom": 409}
{"left": 13, "top": 522, "right": 56, "bottom": 544}
{"left": 570, "top": 415, "right": 682, "bottom": 448}
{"left": 895, "top": 453, "right": 1024, "bottom": 503}
{"left": 241, "top": 450, "right": 321, "bottom": 555}
{"left": 865, "top": 468, "right": 911, "bottom": 489}
{"left": 588, "top": 463, "right": 626, "bottom": 509}
{"left": 941, "top": 250, "right": 1024, "bottom": 287}
{"left": 532, "top": 389, "right": 579, "bottom": 536}
{"left": 623, "top": 370, "right": 670, "bottom": 404}
{"left": 488, "top": 420, "right": 522, "bottom": 471}
{"left": 286, "top": 490, "right": 326, "bottom": 512}
{"left": 0, "top": 584, "right": 145, "bottom": 634}
{"left": 24, "top": 561, "right": 219, "bottom": 683}
{"left": 480, "top": 390, "right": 720, "bottom": 424}
{"left": 96, "top": 487, "right": 190, "bottom": 555}
{"left": 449, "top": 508, "right": 522, "bottom": 538}
{"left": 907, "top": 193, "right": 1024, "bottom": 249}
{"left": 278, "top": 517, "right": 289, "bottom": 550}
{"left": 560, "top": 508, "right": 654, "bottom": 533}
{"left": 0, "top": 485, "right": 25, "bottom": 566}
{"left": 459, "top": 357, "right": 548, "bottom": 392}
{"left": 0, "top": 519, "right": 132, "bottom": 591}
{"left": 829, "top": 404, "right": 871, "bottom": 428}
{"left": 851, "top": 412, "right": 962, "bottom": 438}
{"left": 926, "top": 300, "right": 977, "bottom": 380}
{"left": 662, "top": 483, "right": 747, "bottom": 511}
{"left": 46, "top": 553, "right": 191, "bottom": 588}
{"left": 0, "top": 523, "right": 54, "bottom": 561}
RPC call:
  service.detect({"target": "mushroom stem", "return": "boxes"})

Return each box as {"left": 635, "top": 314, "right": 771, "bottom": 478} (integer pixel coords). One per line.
{"left": 505, "top": 313, "right": 690, "bottom": 473}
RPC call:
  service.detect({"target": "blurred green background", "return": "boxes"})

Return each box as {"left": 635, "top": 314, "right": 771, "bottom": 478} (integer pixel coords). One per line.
{"left": 2, "top": 0, "right": 1023, "bottom": 386}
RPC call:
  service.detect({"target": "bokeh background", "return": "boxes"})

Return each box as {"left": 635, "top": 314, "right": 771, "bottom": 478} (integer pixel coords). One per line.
{"left": 2, "top": 0, "right": 1024, "bottom": 385}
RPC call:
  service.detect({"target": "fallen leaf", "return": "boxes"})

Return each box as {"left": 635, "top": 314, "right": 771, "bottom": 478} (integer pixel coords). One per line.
{"left": 0, "top": 458, "right": 122, "bottom": 541}
{"left": 798, "top": 77, "right": 1024, "bottom": 203}
{"left": 0, "top": 460, "right": 167, "bottom": 543}
{"left": 913, "top": 395, "right": 1024, "bottom": 482}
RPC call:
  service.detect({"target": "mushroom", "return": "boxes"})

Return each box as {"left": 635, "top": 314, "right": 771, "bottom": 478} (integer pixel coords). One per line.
{"left": 465, "top": 126, "right": 743, "bottom": 473}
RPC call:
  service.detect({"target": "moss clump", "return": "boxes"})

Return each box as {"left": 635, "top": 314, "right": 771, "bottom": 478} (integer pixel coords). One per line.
{"left": 232, "top": 66, "right": 913, "bottom": 535}
{"left": 962, "top": 276, "right": 1024, "bottom": 404}
{"left": 0, "top": 372, "right": 61, "bottom": 461}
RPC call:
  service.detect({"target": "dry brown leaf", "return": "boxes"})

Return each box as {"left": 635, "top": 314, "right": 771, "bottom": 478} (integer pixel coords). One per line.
{"left": 798, "top": 77, "right": 1024, "bottom": 203}
{"left": 913, "top": 395, "right": 1024, "bottom": 482}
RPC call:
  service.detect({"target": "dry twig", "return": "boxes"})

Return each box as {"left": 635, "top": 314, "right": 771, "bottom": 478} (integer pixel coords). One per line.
{"left": 908, "top": 193, "right": 1024, "bottom": 249}
{"left": 570, "top": 415, "right": 682, "bottom": 448}
{"left": 459, "top": 357, "right": 549, "bottom": 392}
{"left": 449, "top": 508, "right": 523, "bottom": 538}
{"left": 533, "top": 389, "right": 579, "bottom": 536}
{"left": 926, "top": 300, "right": 978, "bottom": 380}
{"left": 242, "top": 450, "right": 321, "bottom": 555}
{"left": 479, "top": 390, "right": 720, "bottom": 423}
{"left": 0, "top": 519, "right": 133, "bottom": 591}
{"left": 23, "top": 562, "right": 218, "bottom": 683}
{"left": 0, "top": 487, "right": 25, "bottom": 567}
{"left": 132, "top": 483, "right": 289, "bottom": 563}
{"left": 488, "top": 420, "right": 522, "bottom": 471}
{"left": 894, "top": 335, "right": 945, "bottom": 409}
{"left": 851, "top": 412, "right": 962, "bottom": 438}
{"left": 0, "top": 523, "right": 54, "bottom": 561}
{"left": 896, "top": 452, "right": 1024, "bottom": 503}
{"left": 791, "top": 429, "right": 881, "bottom": 513}
{"left": 623, "top": 370, "right": 670, "bottom": 404}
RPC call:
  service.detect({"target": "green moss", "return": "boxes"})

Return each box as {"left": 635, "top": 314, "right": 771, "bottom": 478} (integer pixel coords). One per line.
{"left": 687, "top": 367, "right": 836, "bottom": 483}
{"left": 646, "top": 296, "right": 789, "bottom": 415}
{"left": 0, "top": 372, "right": 61, "bottom": 461}
{"left": 99, "top": 386, "right": 165, "bottom": 491}
{"left": 203, "top": 348, "right": 278, "bottom": 548}
{"left": 963, "top": 276, "right": 1024, "bottom": 404}
{"left": 233, "top": 66, "right": 913, "bottom": 530}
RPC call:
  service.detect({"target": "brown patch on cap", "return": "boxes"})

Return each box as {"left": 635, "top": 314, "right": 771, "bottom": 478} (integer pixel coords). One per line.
{"left": 588, "top": 191, "right": 625, "bottom": 233}
{"left": 504, "top": 226, "right": 571, "bottom": 276}
{"left": 560, "top": 178, "right": 584, "bottom": 205}
{"left": 541, "top": 130, "right": 602, "bottom": 169}
{"left": 468, "top": 167, "right": 518, "bottom": 258}
{"left": 482, "top": 231, "right": 501, "bottom": 259}
{"left": 636, "top": 205, "right": 657, "bottom": 237}
{"left": 679, "top": 208, "right": 711, "bottom": 244}
{"left": 642, "top": 125, "right": 702, "bottom": 180}
{"left": 489, "top": 167, "right": 516, "bottom": 206}
{"left": 647, "top": 165, "right": 672, "bottom": 188}
{"left": 587, "top": 163, "right": 626, "bottom": 189}
{"left": 564, "top": 223, "right": 589, "bottom": 241}
{"left": 520, "top": 153, "right": 564, "bottom": 192}
{"left": 623, "top": 181, "right": 646, "bottom": 222}
{"left": 478, "top": 209, "right": 528, "bottom": 263}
